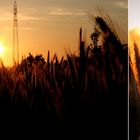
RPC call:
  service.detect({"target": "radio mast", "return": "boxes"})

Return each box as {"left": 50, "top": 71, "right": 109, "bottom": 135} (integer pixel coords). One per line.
{"left": 13, "top": 0, "right": 19, "bottom": 64}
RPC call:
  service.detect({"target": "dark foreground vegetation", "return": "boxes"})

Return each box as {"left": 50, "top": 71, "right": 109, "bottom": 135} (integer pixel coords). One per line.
{"left": 129, "top": 30, "right": 140, "bottom": 140}
{"left": 0, "top": 17, "right": 127, "bottom": 139}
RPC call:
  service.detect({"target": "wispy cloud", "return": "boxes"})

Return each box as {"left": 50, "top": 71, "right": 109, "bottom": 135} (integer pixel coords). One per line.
{"left": 19, "top": 14, "right": 40, "bottom": 21}
{"left": 0, "top": 11, "right": 40, "bottom": 22}
{"left": 114, "top": 1, "right": 128, "bottom": 9}
{"left": 48, "top": 8, "right": 87, "bottom": 16}
{"left": 0, "top": 12, "right": 12, "bottom": 21}
{"left": 2, "top": 26, "right": 37, "bottom": 31}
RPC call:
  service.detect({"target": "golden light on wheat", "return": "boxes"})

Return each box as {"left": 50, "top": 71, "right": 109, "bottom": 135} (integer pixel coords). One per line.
{"left": 129, "top": 28, "right": 140, "bottom": 95}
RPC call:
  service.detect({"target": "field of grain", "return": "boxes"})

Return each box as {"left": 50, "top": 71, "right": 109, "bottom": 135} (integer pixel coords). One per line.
{"left": 129, "top": 28, "right": 140, "bottom": 140}
{"left": 0, "top": 17, "right": 127, "bottom": 139}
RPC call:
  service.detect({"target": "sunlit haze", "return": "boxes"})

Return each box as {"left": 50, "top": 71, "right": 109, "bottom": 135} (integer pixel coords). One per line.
{"left": 0, "top": 0, "right": 127, "bottom": 66}
{"left": 129, "top": 0, "right": 140, "bottom": 30}
{"left": 0, "top": 43, "right": 5, "bottom": 56}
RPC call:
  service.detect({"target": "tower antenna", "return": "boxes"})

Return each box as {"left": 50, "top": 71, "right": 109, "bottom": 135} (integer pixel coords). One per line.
{"left": 13, "top": 0, "right": 19, "bottom": 64}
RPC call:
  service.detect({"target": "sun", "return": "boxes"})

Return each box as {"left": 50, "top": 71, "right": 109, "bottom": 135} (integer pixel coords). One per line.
{"left": 0, "top": 43, "right": 5, "bottom": 56}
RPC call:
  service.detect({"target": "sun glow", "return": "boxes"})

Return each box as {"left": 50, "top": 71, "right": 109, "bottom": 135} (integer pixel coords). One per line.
{"left": 132, "top": 27, "right": 140, "bottom": 35}
{"left": 0, "top": 43, "right": 5, "bottom": 56}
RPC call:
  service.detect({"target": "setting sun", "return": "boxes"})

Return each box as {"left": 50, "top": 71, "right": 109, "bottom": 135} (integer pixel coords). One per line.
{"left": 0, "top": 43, "right": 5, "bottom": 56}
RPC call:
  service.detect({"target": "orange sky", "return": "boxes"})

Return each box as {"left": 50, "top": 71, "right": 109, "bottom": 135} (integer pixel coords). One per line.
{"left": 0, "top": 0, "right": 127, "bottom": 66}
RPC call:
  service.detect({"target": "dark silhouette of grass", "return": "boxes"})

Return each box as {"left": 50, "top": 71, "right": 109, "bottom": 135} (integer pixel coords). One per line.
{"left": 129, "top": 30, "right": 140, "bottom": 140}
{"left": 0, "top": 16, "right": 127, "bottom": 139}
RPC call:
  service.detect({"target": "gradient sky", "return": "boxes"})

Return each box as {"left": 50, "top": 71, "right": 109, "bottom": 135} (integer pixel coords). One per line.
{"left": 129, "top": 0, "right": 140, "bottom": 29}
{"left": 0, "top": 0, "right": 127, "bottom": 66}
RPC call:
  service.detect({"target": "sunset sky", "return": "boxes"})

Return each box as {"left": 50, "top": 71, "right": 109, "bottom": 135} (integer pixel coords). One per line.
{"left": 0, "top": 0, "right": 127, "bottom": 66}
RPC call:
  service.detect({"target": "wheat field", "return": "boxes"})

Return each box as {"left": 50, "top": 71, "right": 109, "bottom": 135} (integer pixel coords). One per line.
{"left": 0, "top": 16, "right": 128, "bottom": 139}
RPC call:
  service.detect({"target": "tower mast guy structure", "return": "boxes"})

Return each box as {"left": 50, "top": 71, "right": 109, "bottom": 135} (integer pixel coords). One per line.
{"left": 13, "top": 0, "right": 19, "bottom": 64}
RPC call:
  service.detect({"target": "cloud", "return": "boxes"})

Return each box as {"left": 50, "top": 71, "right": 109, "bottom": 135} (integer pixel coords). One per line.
{"left": 0, "top": 11, "right": 40, "bottom": 22}
{"left": 0, "top": 12, "right": 12, "bottom": 21}
{"left": 48, "top": 8, "right": 87, "bottom": 16}
{"left": 114, "top": 1, "right": 128, "bottom": 9}
{"left": 19, "top": 14, "right": 40, "bottom": 21}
